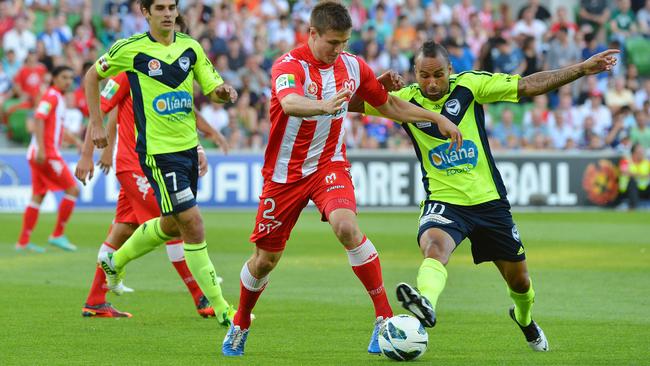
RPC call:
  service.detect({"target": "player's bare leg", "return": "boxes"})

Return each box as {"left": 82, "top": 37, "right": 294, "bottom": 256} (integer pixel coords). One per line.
{"left": 16, "top": 193, "right": 46, "bottom": 253}
{"left": 495, "top": 259, "right": 549, "bottom": 351}
{"left": 223, "top": 246, "right": 277, "bottom": 356}
{"left": 166, "top": 207, "right": 232, "bottom": 324}
{"left": 48, "top": 184, "right": 79, "bottom": 251}
{"left": 329, "top": 208, "right": 393, "bottom": 354}
{"left": 397, "top": 228, "right": 454, "bottom": 328}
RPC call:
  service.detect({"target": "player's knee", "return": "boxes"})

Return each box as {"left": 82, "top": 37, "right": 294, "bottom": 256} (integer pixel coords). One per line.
{"left": 251, "top": 253, "right": 280, "bottom": 275}
{"left": 508, "top": 274, "right": 530, "bottom": 293}
{"left": 419, "top": 234, "right": 452, "bottom": 265}
{"left": 331, "top": 219, "right": 359, "bottom": 246}
{"left": 66, "top": 185, "right": 80, "bottom": 197}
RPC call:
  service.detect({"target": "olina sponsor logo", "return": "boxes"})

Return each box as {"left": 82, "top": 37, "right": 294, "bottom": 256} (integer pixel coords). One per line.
{"left": 428, "top": 140, "right": 479, "bottom": 172}
{"left": 152, "top": 91, "right": 193, "bottom": 115}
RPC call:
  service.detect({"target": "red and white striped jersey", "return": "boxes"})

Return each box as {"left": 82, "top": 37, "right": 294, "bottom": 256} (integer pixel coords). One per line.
{"left": 263, "top": 44, "right": 389, "bottom": 183}
{"left": 27, "top": 86, "right": 66, "bottom": 160}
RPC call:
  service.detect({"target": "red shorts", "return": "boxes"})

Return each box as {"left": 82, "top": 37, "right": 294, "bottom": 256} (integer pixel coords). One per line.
{"left": 29, "top": 157, "right": 76, "bottom": 195}
{"left": 250, "top": 164, "right": 357, "bottom": 252}
{"left": 114, "top": 171, "right": 160, "bottom": 225}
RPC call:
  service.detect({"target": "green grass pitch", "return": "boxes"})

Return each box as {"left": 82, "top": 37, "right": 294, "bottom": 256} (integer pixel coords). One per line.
{"left": 0, "top": 210, "right": 649, "bottom": 365}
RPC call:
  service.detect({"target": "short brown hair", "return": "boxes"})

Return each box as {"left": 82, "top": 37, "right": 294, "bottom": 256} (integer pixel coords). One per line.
{"left": 310, "top": 1, "right": 352, "bottom": 34}
{"left": 140, "top": 0, "right": 179, "bottom": 13}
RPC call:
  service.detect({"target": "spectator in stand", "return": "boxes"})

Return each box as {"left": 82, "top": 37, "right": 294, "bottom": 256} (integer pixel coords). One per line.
{"left": 428, "top": 0, "right": 452, "bottom": 26}
{"left": 606, "top": 109, "right": 631, "bottom": 150}
{"left": 546, "top": 27, "right": 581, "bottom": 71}
{"left": 524, "top": 95, "right": 551, "bottom": 127}
{"left": 477, "top": 0, "right": 495, "bottom": 32}
{"left": 348, "top": 0, "right": 368, "bottom": 33}
{"left": 121, "top": 0, "right": 148, "bottom": 38}
{"left": 550, "top": 110, "right": 578, "bottom": 150}
{"left": 446, "top": 38, "right": 474, "bottom": 73}
{"left": 494, "top": 2, "right": 515, "bottom": 36}
{"left": 363, "top": 4, "right": 393, "bottom": 47}
{"left": 580, "top": 90, "right": 612, "bottom": 136}
{"left": 556, "top": 91, "right": 582, "bottom": 130}
{"left": 13, "top": 50, "right": 48, "bottom": 109}
{"left": 635, "top": 79, "right": 650, "bottom": 110}
{"left": 630, "top": 110, "right": 650, "bottom": 148}
{"left": 523, "top": 108, "right": 552, "bottom": 149}
{"left": 577, "top": 115, "right": 605, "bottom": 149}
{"left": 363, "top": 116, "right": 392, "bottom": 149}
{"left": 104, "top": 0, "right": 130, "bottom": 18}
{"left": 618, "top": 143, "right": 650, "bottom": 209}
{"left": 38, "top": 17, "right": 69, "bottom": 58}
{"left": 2, "top": 49, "right": 21, "bottom": 81}
{"left": 517, "top": 0, "right": 551, "bottom": 22}
{"left": 491, "top": 37, "right": 523, "bottom": 74}
{"left": 638, "top": 0, "right": 650, "bottom": 37}
{"left": 491, "top": 108, "right": 522, "bottom": 148}
{"left": 466, "top": 12, "right": 489, "bottom": 58}
{"left": 549, "top": 6, "right": 578, "bottom": 38}
{"left": 70, "top": 22, "right": 99, "bottom": 59}
{"left": 73, "top": 61, "right": 93, "bottom": 119}
{"left": 606, "top": 77, "right": 636, "bottom": 113}
{"left": 519, "top": 36, "right": 541, "bottom": 84}
{"left": 512, "top": 7, "right": 547, "bottom": 54}
{"left": 609, "top": 0, "right": 637, "bottom": 43}
{"left": 200, "top": 101, "right": 230, "bottom": 135}
{"left": 452, "top": 0, "right": 476, "bottom": 29}
{"left": 0, "top": 62, "right": 12, "bottom": 113}
{"left": 582, "top": 33, "right": 609, "bottom": 90}
{"left": 393, "top": 15, "right": 417, "bottom": 53}
{"left": 3, "top": 15, "right": 36, "bottom": 64}
{"left": 400, "top": 0, "right": 424, "bottom": 28}
{"left": 378, "top": 42, "right": 410, "bottom": 75}
{"left": 0, "top": 1, "right": 17, "bottom": 41}
{"left": 578, "top": 0, "right": 610, "bottom": 33}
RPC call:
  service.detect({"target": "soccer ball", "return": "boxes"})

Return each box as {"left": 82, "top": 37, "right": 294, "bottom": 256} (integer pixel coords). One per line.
{"left": 378, "top": 314, "right": 428, "bottom": 361}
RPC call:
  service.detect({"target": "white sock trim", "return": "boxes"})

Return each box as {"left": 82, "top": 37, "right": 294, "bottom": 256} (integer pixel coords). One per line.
{"left": 28, "top": 201, "right": 41, "bottom": 209}
{"left": 346, "top": 237, "right": 378, "bottom": 267}
{"left": 165, "top": 242, "right": 185, "bottom": 262}
{"left": 240, "top": 262, "right": 268, "bottom": 292}
{"left": 63, "top": 194, "right": 77, "bottom": 202}
{"left": 97, "top": 243, "right": 116, "bottom": 260}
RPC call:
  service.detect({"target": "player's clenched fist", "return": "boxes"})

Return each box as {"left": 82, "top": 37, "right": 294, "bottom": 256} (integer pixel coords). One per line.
{"left": 214, "top": 83, "right": 238, "bottom": 104}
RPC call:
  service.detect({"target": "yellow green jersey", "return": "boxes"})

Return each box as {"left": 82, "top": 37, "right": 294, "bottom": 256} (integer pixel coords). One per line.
{"left": 96, "top": 32, "right": 224, "bottom": 155}
{"left": 365, "top": 71, "right": 521, "bottom": 206}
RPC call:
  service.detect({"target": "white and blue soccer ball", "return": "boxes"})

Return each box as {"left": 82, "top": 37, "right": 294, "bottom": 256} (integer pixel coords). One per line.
{"left": 379, "top": 315, "right": 428, "bottom": 361}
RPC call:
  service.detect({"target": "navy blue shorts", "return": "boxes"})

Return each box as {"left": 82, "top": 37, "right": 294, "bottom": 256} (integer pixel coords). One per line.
{"left": 417, "top": 198, "right": 526, "bottom": 264}
{"left": 138, "top": 147, "right": 198, "bottom": 216}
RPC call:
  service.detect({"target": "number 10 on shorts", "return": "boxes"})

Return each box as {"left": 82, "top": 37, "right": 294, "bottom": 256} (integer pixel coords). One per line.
{"left": 258, "top": 198, "right": 282, "bottom": 234}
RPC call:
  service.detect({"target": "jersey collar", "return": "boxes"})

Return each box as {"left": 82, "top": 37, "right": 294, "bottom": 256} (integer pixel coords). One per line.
{"left": 146, "top": 31, "right": 176, "bottom": 44}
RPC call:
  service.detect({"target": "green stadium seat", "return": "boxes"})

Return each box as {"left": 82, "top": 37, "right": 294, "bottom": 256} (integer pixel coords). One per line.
{"left": 625, "top": 37, "right": 650, "bottom": 76}
{"left": 7, "top": 108, "right": 31, "bottom": 144}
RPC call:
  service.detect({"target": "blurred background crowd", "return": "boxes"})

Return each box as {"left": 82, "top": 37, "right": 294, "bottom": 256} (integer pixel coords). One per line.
{"left": 1, "top": 0, "right": 650, "bottom": 157}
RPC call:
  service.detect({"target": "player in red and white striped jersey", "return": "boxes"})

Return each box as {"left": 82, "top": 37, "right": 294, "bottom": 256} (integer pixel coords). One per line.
{"left": 15, "top": 66, "right": 79, "bottom": 253}
{"left": 76, "top": 72, "right": 229, "bottom": 318}
{"left": 224, "top": 1, "right": 462, "bottom": 357}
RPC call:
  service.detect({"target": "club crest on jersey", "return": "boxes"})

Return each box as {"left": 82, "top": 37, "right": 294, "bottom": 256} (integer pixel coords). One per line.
{"left": 153, "top": 91, "right": 193, "bottom": 115}
{"left": 429, "top": 140, "right": 479, "bottom": 173}
{"left": 179, "top": 56, "right": 190, "bottom": 72}
{"left": 148, "top": 59, "right": 163, "bottom": 76}
{"left": 343, "top": 79, "right": 356, "bottom": 92}
{"left": 307, "top": 82, "right": 318, "bottom": 96}
{"left": 444, "top": 99, "right": 460, "bottom": 116}
{"left": 36, "top": 101, "right": 51, "bottom": 115}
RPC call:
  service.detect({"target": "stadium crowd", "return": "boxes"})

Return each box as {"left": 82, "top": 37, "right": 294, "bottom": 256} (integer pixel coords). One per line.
{"left": 0, "top": 0, "right": 650, "bottom": 155}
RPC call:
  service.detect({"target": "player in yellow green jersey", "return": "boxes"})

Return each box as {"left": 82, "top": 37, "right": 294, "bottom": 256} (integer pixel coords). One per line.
{"left": 350, "top": 41, "right": 618, "bottom": 352}
{"left": 83, "top": 0, "right": 238, "bottom": 325}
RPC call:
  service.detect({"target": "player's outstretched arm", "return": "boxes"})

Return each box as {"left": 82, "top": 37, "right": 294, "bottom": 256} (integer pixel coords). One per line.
{"left": 518, "top": 49, "right": 619, "bottom": 98}
{"left": 281, "top": 89, "right": 353, "bottom": 117}
{"left": 84, "top": 66, "right": 108, "bottom": 148}
{"left": 349, "top": 70, "right": 405, "bottom": 113}
{"left": 375, "top": 95, "right": 463, "bottom": 150}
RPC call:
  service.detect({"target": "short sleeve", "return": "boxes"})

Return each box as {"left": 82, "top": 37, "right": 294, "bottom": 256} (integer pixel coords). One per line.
{"left": 96, "top": 38, "right": 137, "bottom": 78}
{"left": 463, "top": 72, "right": 521, "bottom": 104}
{"left": 34, "top": 94, "right": 56, "bottom": 120}
{"left": 193, "top": 44, "right": 224, "bottom": 95}
{"left": 100, "top": 73, "right": 130, "bottom": 113}
{"left": 271, "top": 59, "right": 305, "bottom": 101}
{"left": 355, "top": 57, "right": 389, "bottom": 107}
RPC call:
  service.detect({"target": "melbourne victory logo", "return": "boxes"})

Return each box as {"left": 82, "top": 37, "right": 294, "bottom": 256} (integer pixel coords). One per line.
{"left": 428, "top": 140, "right": 479, "bottom": 175}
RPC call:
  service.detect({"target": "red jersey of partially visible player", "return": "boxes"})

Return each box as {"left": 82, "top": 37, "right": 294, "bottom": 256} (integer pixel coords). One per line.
{"left": 74, "top": 86, "right": 89, "bottom": 117}
{"left": 99, "top": 72, "right": 140, "bottom": 174}
{"left": 27, "top": 86, "right": 67, "bottom": 160}
{"left": 263, "top": 44, "right": 388, "bottom": 184}
{"left": 14, "top": 63, "right": 47, "bottom": 103}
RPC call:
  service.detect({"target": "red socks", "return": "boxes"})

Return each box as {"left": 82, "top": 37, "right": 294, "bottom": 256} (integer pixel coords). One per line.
{"left": 18, "top": 202, "right": 40, "bottom": 245}
{"left": 52, "top": 195, "right": 76, "bottom": 237}
{"left": 85, "top": 242, "right": 116, "bottom": 306}
{"left": 234, "top": 262, "right": 268, "bottom": 330}
{"left": 166, "top": 240, "right": 203, "bottom": 305}
{"left": 347, "top": 236, "right": 393, "bottom": 319}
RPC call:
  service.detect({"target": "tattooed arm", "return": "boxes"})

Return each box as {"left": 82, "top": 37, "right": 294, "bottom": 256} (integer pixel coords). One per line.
{"left": 518, "top": 49, "right": 619, "bottom": 98}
